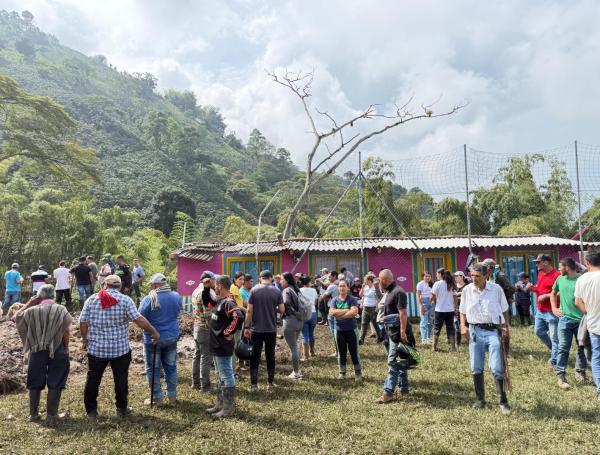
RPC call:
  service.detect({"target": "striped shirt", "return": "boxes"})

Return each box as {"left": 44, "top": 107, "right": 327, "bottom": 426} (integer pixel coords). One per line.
{"left": 79, "top": 289, "right": 141, "bottom": 358}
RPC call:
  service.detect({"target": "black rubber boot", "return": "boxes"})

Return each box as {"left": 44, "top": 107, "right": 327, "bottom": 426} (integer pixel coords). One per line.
{"left": 495, "top": 378, "right": 511, "bottom": 415}
{"left": 29, "top": 389, "right": 42, "bottom": 422}
{"left": 45, "top": 389, "right": 63, "bottom": 425}
{"left": 472, "top": 374, "right": 485, "bottom": 409}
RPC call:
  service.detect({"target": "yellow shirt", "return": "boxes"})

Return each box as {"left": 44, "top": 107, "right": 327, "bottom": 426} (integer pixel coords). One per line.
{"left": 230, "top": 284, "right": 243, "bottom": 308}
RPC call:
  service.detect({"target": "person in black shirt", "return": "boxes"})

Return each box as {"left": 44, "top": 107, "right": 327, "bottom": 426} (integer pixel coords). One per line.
{"left": 377, "top": 269, "right": 415, "bottom": 404}
{"left": 114, "top": 255, "right": 132, "bottom": 296}
{"left": 206, "top": 275, "right": 242, "bottom": 418}
{"left": 70, "top": 256, "right": 94, "bottom": 303}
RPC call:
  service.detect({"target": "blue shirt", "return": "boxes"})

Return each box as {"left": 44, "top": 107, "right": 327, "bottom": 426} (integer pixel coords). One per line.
{"left": 79, "top": 289, "right": 141, "bottom": 358}
{"left": 240, "top": 287, "right": 250, "bottom": 304}
{"left": 4, "top": 269, "right": 22, "bottom": 292}
{"left": 139, "top": 291, "right": 183, "bottom": 344}
{"left": 329, "top": 295, "right": 358, "bottom": 331}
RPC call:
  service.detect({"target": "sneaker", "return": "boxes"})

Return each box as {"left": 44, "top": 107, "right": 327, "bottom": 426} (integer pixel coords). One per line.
{"left": 267, "top": 382, "right": 277, "bottom": 391}
{"left": 574, "top": 371, "right": 587, "bottom": 384}
{"left": 249, "top": 384, "right": 259, "bottom": 392}
{"left": 472, "top": 400, "right": 485, "bottom": 409}
{"left": 376, "top": 393, "right": 394, "bottom": 404}
{"left": 116, "top": 407, "right": 133, "bottom": 418}
{"left": 288, "top": 372, "right": 303, "bottom": 380}
{"left": 144, "top": 398, "right": 164, "bottom": 407}
{"left": 29, "top": 413, "right": 41, "bottom": 422}
{"left": 557, "top": 374, "right": 572, "bottom": 390}
{"left": 499, "top": 402, "right": 512, "bottom": 415}
{"left": 354, "top": 374, "right": 363, "bottom": 383}
{"left": 337, "top": 372, "right": 346, "bottom": 380}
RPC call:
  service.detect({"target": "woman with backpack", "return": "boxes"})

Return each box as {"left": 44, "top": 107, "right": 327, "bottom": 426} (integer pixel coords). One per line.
{"left": 431, "top": 268, "right": 458, "bottom": 352}
{"left": 299, "top": 275, "right": 318, "bottom": 361}
{"left": 281, "top": 272, "right": 303, "bottom": 380}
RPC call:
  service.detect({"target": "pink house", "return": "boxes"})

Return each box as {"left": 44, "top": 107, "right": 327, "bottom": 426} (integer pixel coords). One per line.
{"left": 172, "top": 235, "right": 586, "bottom": 316}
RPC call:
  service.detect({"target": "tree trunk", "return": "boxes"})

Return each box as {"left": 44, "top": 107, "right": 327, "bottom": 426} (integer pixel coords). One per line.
{"left": 283, "top": 178, "right": 312, "bottom": 239}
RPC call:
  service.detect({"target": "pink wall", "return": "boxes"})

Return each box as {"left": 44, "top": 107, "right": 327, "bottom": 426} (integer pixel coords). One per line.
{"left": 558, "top": 245, "right": 582, "bottom": 262}
{"left": 367, "top": 248, "right": 414, "bottom": 290}
{"left": 176, "top": 255, "right": 223, "bottom": 296}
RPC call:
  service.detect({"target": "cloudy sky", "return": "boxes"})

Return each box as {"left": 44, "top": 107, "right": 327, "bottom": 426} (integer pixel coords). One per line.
{"left": 3, "top": 0, "right": 600, "bottom": 187}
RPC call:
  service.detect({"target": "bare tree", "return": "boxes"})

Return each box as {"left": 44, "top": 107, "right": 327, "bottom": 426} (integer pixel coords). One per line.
{"left": 268, "top": 69, "right": 466, "bottom": 239}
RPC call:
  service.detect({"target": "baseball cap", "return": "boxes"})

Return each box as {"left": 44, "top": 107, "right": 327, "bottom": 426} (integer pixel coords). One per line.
{"left": 518, "top": 272, "right": 527, "bottom": 277}
{"left": 149, "top": 273, "right": 167, "bottom": 284}
{"left": 481, "top": 258, "right": 496, "bottom": 267}
{"left": 200, "top": 271, "right": 215, "bottom": 281}
{"left": 11, "top": 262, "right": 19, "bottom": 268}
{"left": 105, "top": 275, "right": 122, "bottom": 286}
{"left": 38, "top": 265, "right": 46, "bottom": 270}
{"left": 534, "top": 254, "right": 552, "bottom": 263}
{"left": 260, "top": 270, "right": 273, "bottom": 279}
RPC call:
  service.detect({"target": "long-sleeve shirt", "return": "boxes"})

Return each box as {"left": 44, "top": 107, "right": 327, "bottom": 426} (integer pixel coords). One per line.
{"left": 530, "top": 268, "right": 560, "bottom": 313}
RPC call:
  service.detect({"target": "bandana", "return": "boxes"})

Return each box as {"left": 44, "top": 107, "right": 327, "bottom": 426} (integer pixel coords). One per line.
{"left": 98, "top": 289, "right": 118, "bottom": 309}
{"left": 149, "top": 283, "right": 172, "bottom": 311}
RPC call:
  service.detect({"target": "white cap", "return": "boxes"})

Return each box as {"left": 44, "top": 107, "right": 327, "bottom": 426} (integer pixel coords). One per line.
{"left": 149, "top": 273, "right": 167, "bottom": 284}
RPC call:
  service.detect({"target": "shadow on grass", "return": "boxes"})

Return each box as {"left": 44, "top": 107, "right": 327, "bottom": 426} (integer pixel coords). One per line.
{"left": 527, "top": 402, "right": 600, "bottom": 423}
{"left": 50, "top": 412, "right": 191, "bottom": 434}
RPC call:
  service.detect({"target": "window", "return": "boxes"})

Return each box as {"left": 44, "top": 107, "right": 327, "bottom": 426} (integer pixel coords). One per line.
{"left": 225, "top": 256, "right": 277, "bottom": 282}
{"left": 417, "top": 252, "right": 454, "bottom": 277}
{"left": 499, "top": 250, "right": 555, "bottom": 285}
{"left": 312, "top": 254, "right": 362, "bottom": 278}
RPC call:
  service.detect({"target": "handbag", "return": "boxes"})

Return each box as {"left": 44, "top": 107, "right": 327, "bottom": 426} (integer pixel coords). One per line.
{"left": 235, "top": 336, "right": 254, "bottom": 360}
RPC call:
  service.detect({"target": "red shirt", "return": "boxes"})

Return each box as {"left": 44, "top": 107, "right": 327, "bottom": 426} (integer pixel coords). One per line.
{"left": 530, "top": 268, "right": 560, "bottom": 313}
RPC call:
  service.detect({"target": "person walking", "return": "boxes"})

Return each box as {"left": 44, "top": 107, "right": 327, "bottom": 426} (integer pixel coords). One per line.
{"left": 79, "top": 275, "right": 159, "bottom": 418}
{"left": 191, "top": 271, "right": 218, "bottom": 391}
{"left": 377, "top": 269, "right": 415, "bottom": 403}
{"left": 574, "top": 248, "right": 600, "bottom": 401}
{"left": 454, "top": 271, "right": 468, "bottom": 347}
{"left": 53, "top": 261, "right": 72, "bottom": 306}
{"left": 244, "top": 270, "right": 284, "bottom": 391}
{"left": 139, "top": 273, "right": 182, "bottom": 407}
{"left": 131, "top": 259, "right": 146, "bottom": 305}
{"left": 206, "top": 275, "right": 243, "bottom": 418}
{"left": 514, "top": 272, "right": 533, "bottom": 326}
{"left": 431, "top": 268, "right": 457, "bottom": 352}
{"left": 416, "top": 272, "right": 434, "bottom": 345}
{"left": 527, "top": 254, "right": 560, "bottom": 369}
{"left": 281, "top": 272, "right": 303, "bottom": 380}
{"left": 299, "top": 275, "right": 318, "bottom": 361}
{"left": 2, "top": 263, "right": 24, "bottom": 320}
{"left": 86, "top": 256, "right": 98, "bottom": 291}
{"left": 30, "top": 266, "right": 49, "bottom": 295}
{"left": 459, "top": 262, "right": 511, "bottom": 415}
{"left": 359, "top": 275, "right": 380, "bottom": 344}
{"left": 14, "top": 285, "right": 72, "bottom": 424}
{"left": 70, "top": 256, "right": 94, "bottom": 304}
{"left": 329, "top": 279, "right": 362, "bottom": 381}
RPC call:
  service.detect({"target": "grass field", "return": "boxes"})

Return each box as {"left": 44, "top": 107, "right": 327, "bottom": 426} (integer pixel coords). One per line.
{"left": 0, "top": 324, "right": 598, "bottom": 455}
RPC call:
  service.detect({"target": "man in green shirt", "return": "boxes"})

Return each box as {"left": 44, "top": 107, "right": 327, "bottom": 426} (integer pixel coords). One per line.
{"left": 551, "top": 257, "right": 588, "bottom": 389}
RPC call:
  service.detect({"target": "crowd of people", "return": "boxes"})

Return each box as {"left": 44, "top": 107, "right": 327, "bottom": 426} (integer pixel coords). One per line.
{"left": 2, "top": 248, "right": 600, "bottom": 425}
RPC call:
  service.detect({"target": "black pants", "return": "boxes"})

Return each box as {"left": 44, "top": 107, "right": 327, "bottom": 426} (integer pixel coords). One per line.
{"left": 516, "top": 300, "right": 532, "bottom": 325}
{"left": 84, "top": 351, "right": 131, "bottom": 413}
{"left": 335, "top": 329, "right": 361, "bottom": 372}
{"left": 360, "top": 307, "right": 380, "bottom": 341}
{"left": 132, "top": 282, "right": 142, "bottom": 302}
{"left": 434, "top": 311, "right": 455, "bottom": 339}
{"left": 27, "top": 346, "right": 70, "bottom": 390}
{"left": 55, "top": 289, "right": 72, "bottom": 306}
{"left": 250, "top": 332, "right": 277, "bottom": 385}
{"left": 318, "top": 298, "right": 328, "bottom": 323}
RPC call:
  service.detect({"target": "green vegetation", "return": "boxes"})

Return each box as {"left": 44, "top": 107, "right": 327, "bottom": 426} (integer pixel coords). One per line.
{"left": 0, "top": 325, "right": 598, "bottom": 454}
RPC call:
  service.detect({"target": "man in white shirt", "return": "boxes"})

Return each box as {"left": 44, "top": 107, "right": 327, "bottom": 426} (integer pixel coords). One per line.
{"left": 53, "top": 261, "right": 72, "bottom": 306}
{"left": 459, "top": 262, "right": 511, "bottom": 415}
{"left": 574, "top": 248, "right": 600, "bottom": 401}
{"left": 30, "top": 265, "right": 49, "bottom": 295}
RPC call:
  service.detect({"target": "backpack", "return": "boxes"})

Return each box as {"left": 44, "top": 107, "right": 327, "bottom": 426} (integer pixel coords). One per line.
{"left": 295, "top": 290, "right": 313, "bottom": 322}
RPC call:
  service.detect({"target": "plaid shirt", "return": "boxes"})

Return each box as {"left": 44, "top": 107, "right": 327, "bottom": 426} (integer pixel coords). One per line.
{"left": 79, "top": 289, "right": 141, "bottom": 358}
{"left": 192, "top": 285, "right": 217, "bottom": 330}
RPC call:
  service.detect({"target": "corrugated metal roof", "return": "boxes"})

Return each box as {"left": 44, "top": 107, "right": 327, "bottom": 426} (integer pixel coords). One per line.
{"left": 173, "top": 235, "right": 587, "bottom": 259}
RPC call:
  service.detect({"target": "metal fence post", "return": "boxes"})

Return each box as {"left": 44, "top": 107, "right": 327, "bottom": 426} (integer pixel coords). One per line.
{"left": 574, "top": 140, "right": 584, "bottom": 260}
{"left": 464, "top": 144, "right": 473, "bottom": 255}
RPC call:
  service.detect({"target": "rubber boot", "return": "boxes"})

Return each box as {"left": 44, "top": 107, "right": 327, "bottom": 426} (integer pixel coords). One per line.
{"left": 495, "top": 378, "right": 511, "bottom": 415}
{"left": 45, "top": 389, "right": 63, "bottom": 425}
{"left": 206, "top": 388, "right": 223, "bottom": 414}
{"left": 213, "top": 387, "right": 235, "bottom": 418}
{"left": 309, "top": 341, "right": 316, "bottom": 357}
{"left": 472, "top": 374, "right": 485, "bottom": 409}
{"left": 432, "top": 335, "right": 439, "bottom": 352}
{"left": 302, "top": 343, "right": 310, "bottom": 361}
{"left": 29, "top": 389, "right": 42, "bottom": 422}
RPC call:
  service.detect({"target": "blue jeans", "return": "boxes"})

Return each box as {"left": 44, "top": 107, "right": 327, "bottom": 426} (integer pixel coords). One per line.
{"left": 383, "top": 338, "right": 409, "bottom": 394}
{"left": 555, "top": 316, "right": 587, "bottom": 375}
{"left": 144, "top": 340, "right": 178, "bottom": 400}
{"left": 469, "top": 326, "right": 503, "bottom": 380}
{"left": 590, "top": 333, "right": 600, "bottom": 394}
{"left": 419, "top": 297, "right": 433, "bottom": 341}
{"left": 214, "top": 355, "right": 235, "bottom": 388}
{"left": 535, "top": 311, "right": 559, "bottom": 364}
{"left": 77, "top": 285, "right": 92, "bottom": 303}
{"left": 302, "top": 312, "right": 318, "bottom": 342}
{"left": 2, "top": 291, "right": 20, "bottom": 310}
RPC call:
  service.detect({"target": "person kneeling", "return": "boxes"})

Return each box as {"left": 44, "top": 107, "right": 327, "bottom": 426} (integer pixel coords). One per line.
{"left": 206, "top": 275, "right": 244, "bottom": 418}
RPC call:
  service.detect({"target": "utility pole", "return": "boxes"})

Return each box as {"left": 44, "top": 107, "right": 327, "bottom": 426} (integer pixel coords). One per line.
{"left": 181, "top": 222, "right": 187, "bottom": 248}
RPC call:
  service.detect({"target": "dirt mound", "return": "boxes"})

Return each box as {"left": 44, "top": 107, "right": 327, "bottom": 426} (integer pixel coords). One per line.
{"left": 0, "top": 321, "right": 26, "bottom": 395}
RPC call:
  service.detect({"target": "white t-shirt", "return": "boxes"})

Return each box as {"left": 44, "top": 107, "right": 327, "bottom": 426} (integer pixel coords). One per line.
{"left": 574, "top": 270, "right": 600, "bottom": 335}
{"left": 299, "top": 287, "right": 319, "bottom": 313}
{"left": 53, "top": 267, "right": 70, "bottom": 291}
{"left": 417, "top": 280, "right": 432, "bottom": 300}
{"left": 431, "top": 280, "right": 455, "bottom": 312}
{"left": 362, "top": 285, "right": 377, "bottom": 307}
{"left": 459, "top": 282, "right": 509, "bottom": 324}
